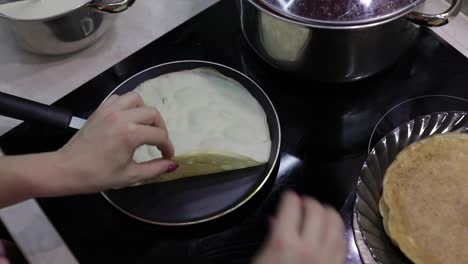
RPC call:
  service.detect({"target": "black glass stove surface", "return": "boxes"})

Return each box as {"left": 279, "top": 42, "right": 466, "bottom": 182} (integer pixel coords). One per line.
{"left": 1, "top": 1, "right": 468, "bottom": 263}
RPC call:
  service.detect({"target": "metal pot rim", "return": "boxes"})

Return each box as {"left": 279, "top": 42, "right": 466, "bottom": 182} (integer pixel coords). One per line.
{"left": 246, "top": 0, "right": 422, "bottom": 29}
{"left": 0, "top": 0, "right": 133, "bottom": 22}
{"left": 0, "top": 1, "right": 92, "bottom": 22}
{"left": 248, "top": 0, "right": 424, "bottom": 29}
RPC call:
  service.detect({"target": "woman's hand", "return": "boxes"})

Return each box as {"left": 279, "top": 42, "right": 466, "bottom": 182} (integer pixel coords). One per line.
{"left": 50, "top": 92, "right": 177, "bottom": 194}
{"left": 253, "top": 191, "right": 346, "bottom": 264}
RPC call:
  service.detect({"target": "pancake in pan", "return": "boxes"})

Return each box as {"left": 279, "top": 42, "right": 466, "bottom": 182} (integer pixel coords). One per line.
{"left": 132, "top": 67, "right": 272, "bottom": 184}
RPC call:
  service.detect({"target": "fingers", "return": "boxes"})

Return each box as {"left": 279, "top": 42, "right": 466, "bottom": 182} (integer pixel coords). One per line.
{"left": 0, "top": 258, "right": 9, "bottom": 264}
{"left": 300, "top": 197, "right": 346, "bottom": 263}
{"left": 121, "top": 106, "right": 168, "bottom": 131}
{"left": 301, "top": 196, "right": 325, "bottom": 245}
{"left": 110, "top": 92, "right": 144, "bottom": 111}
{"left": 102, "top": 92, "right": 174, "bottom": 158}
{"left": 260, "top": 192, "right": 347, "bottom": 264}
{"left": 129, "top": 125, "right": 174, "bottom": 159}
{"left": 273, "top": 192, "right": 345, "bottom": 245}
{"left": 103, "top": 93, "right": 169, "bottom": 133}
{"left": 275, "top": 191, "right": 302, "bottom": 236}
{"left": 101, "top": 94, "right": 120, "bottom": 107}
{"left": 129, "top": 158, "right": 177, "bottom": 181}
{"left": 322, "top": 207, "right": 346, "bottom": 259}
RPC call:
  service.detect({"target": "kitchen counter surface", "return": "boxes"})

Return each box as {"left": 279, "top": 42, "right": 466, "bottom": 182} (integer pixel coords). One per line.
{"left": 0, "top": 0, "right": 467, "bottom": 263}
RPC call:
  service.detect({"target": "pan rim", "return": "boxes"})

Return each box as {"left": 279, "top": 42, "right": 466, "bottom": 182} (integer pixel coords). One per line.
{"left": 99, "top": 60, "right": 282, "bottom": 226}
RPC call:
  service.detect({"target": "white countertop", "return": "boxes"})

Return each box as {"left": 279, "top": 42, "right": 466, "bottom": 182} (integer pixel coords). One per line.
{"left": 0, "top": 0, "right": 467, "bottom": 263}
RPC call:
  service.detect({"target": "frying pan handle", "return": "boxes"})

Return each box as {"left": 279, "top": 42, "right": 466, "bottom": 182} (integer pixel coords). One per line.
{"left": 0, "top": 91, "right": 72, "bottom": 129}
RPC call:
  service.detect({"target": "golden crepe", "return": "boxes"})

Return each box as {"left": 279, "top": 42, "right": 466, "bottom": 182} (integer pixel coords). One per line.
{"left": 379, "top": 132, "right": 468, "bottom": 264}
{"left": 144, "top": 151, "right": 264, "bottom": 183}
{"left": 131, "top": 67, "right": 272, "bottom": 184}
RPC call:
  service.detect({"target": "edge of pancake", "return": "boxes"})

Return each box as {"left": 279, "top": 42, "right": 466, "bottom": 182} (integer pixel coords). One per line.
{"left": 133, "top": 150, "right": 266, "bottom": 185}
{"left": 380, "top": 132, "right": 468, "bottom": 264}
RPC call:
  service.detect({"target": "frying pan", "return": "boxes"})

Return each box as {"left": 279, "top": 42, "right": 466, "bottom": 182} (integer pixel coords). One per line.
{"left": 0, "top": 60, "right": 281, "bottom": 226}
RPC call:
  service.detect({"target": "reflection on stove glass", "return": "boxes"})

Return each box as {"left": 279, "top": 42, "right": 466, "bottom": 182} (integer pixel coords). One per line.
{"left": 277, "top": 153, "right": 302, "bottom": 178}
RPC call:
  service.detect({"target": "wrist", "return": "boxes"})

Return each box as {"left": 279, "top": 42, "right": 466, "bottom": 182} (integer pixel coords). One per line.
{"left": 30, "top": 150, "right": 80, "bottom": 198}
{"left": 0, "top": 151, "right": 70, "bottom": 207}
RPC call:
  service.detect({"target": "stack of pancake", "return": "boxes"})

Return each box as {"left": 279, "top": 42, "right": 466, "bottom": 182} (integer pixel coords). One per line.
{"left": 379, "top": 132, "right": 468, "bottom": 264}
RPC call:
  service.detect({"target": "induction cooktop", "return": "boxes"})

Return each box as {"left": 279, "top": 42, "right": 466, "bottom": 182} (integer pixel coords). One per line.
{"left": 1, "top": 1, "right": 467, "bottom": 263}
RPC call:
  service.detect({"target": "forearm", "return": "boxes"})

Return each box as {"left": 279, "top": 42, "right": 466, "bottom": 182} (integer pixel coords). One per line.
{"left": 0, "top": 93, "right": 177, "bottom": 209}
{"left": 0, "top": 152, "right": 69, "bottom": 208}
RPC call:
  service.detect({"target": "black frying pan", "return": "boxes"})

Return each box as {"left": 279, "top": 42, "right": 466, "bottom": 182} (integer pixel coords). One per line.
{"left": 0, "top": 60, "right": 281, "bottom": 226}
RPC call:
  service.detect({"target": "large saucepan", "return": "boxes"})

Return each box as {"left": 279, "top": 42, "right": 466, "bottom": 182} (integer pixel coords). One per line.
{"left": 239, "top": 0, "right": 462, "bottom": 82}
{"left": 0, "top": 60, "right": 281, "bottom": 226}
{"left": 0, "top": 0, "right": 135, "bottom": 55}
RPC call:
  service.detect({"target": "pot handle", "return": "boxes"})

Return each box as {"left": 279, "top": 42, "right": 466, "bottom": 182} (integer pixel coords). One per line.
{"left": 88, "top": 0, "right": 135, "bottom": 13}
{"left": 407, "top": 0, "right": 462, "bottom": 27}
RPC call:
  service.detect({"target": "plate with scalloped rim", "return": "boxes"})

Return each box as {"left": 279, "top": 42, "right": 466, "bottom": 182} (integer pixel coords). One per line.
{"left": 353, "top": 111, "right": 468, "bottom": 263}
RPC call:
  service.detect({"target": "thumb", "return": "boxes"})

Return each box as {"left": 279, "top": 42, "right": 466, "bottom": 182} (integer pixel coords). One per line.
{"left": 131, "top": 158, "right": 179, "bottom": 181}
{"left": 0, "top": 258, "right": 9, "bottom": 264}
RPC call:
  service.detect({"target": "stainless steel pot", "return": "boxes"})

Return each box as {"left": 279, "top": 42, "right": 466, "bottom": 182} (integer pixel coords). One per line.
{"left": 0, "top": 0, "right": 135, "bottom": 55}
{"left": 239, "top": 0, "right": 462, "bottom": 82}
